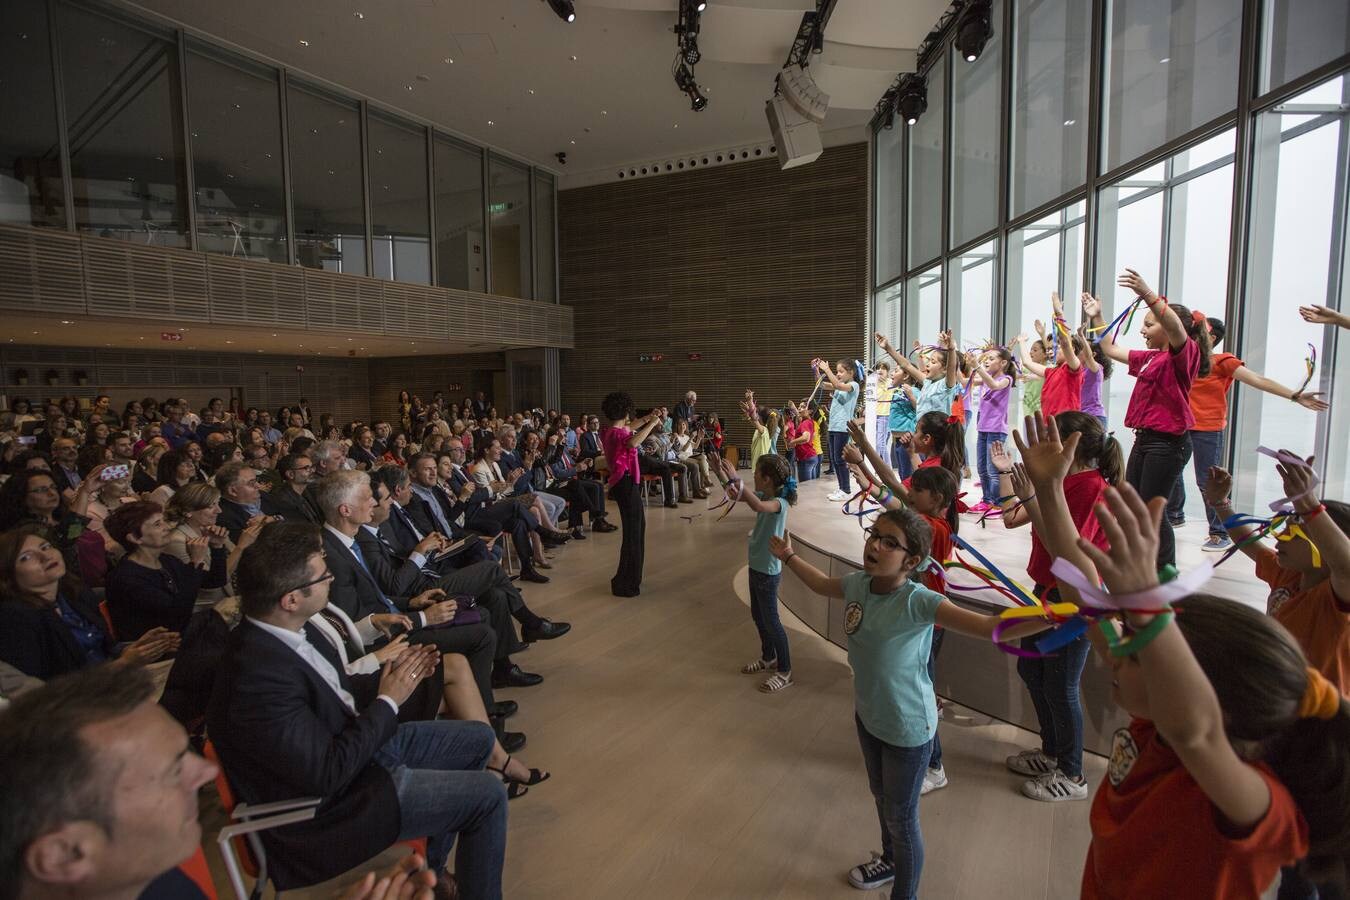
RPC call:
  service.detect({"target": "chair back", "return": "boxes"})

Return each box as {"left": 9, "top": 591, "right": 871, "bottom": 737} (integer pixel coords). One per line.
{"left": 178, "top": 846, "right": 219, "bottom": 898}
{"left": 202, "top": 740, "right": 260, "bottom": 878}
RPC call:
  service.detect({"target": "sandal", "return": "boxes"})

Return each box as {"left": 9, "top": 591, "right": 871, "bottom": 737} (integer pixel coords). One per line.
{"left": 487, "top": 756, "right": 550, "bottom": 800}
{"left": 741, "top": 658, "right": 777, "bottom": 674}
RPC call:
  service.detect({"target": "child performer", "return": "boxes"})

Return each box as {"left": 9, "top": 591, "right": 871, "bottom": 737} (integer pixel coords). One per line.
{"left": 1018, "top": 293, "right": 1084, "bottom": 419}
{"left": 600, "top": 394, "right": 664, "bottom": 597}
{"left": 1082, "top": 269, "right": 1209, "bottom": 567}
{"left": 769, "top": 511, "right": 1051, "bottom": 898}
{"left": 1076, "top": 315, "right": 1112, "bottom": 431}
{"left": 969, "top": 348, "right": 1015, "bottom": 513}
{"left": 1017, "top": 416, "right": 1347, "bottom": 900}
{"left": 728, "top": 454, "right": 799, "bottom": 693}
{"left": 816, "top": 358, "right": 860, "bottom": 501}
{"left": 874, "top": 331, "right": 962, "bottom": 421}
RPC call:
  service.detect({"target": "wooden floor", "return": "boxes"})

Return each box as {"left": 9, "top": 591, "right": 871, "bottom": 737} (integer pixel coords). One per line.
{"left": 202, "top": 490, "right": 1106, "bottom": 899}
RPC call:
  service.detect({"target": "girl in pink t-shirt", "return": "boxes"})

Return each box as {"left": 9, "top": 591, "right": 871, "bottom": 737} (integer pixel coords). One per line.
{"left": 1083, "top": 270, "right": 1211, "bottom": 567}
{"left": 600, "top": 392, "right": 663, "bottom": 597}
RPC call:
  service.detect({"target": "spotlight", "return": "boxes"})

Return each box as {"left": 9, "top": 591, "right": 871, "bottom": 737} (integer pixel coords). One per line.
{"left": 544, "top": 0, "right": 575, "bottom": 23}
{"left": 881, "top": 100, "right": 896, "bottom": 130}
{"left": 555, "top": 151, "right": 567, "bottom": 165}
{"left": 954, "top": 0, "right": 993, "bottom": 62}
{"left": 696, "top": 1, "right": 707, "bottom": 9}
{"left": 674, "top": 62, "right": 708, "bottom": 111}
{"left": 895, "top": 73, "right": 927, "bottom": 125}
{"left": 682, "top": 38, "right": 701, "bottom": 65}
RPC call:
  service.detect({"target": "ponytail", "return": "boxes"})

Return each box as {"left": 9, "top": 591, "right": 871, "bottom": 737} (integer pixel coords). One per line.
{"left": 910, "top": 465, "right": 960, "bottom": 536}
{"left": 1171, "top": 303, "right": 1213, "bottom": 377}
{"left": 755, "top": 454, "right": 797, "bottom": 507}
{"left": 915, "top": 410, "right": 965, "bottom": 478}
{"left": 1054, "top": 411, "right": 1123, "bottom": 485}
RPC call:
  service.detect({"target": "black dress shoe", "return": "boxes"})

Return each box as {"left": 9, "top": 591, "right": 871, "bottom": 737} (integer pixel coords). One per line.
{"left": 569, "top": 527, "right": 587, "bottom": 540}
{"left": 508, "top": 641, "right": 530, "bottom": 654}
{"left": 546, "top": 530, "right": 572, "bottom": 543}
{"left": 663, "top": 501, "right": 679, "bottom": 509}
{"left": 519, "top": 568, "right": 550, "bottom": 584}
{"left": 492, "top": 664, "right": 544, "bottom": 688}
{"left": 491, "top": 700, "right": 518, "bottom": 719}
{"left": 522, "top": 619, "right": 571, "bottom": 642}
{"left": 592, "top": 519, "right": 618, "bottom": 533}
{"left": 611, "top": 587, "right": 640, "bottom": 598}
{"left": 500, "top": 730, "right": 527, "bottom": 754}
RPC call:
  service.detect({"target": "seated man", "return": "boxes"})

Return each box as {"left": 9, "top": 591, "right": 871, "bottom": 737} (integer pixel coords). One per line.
{"left": 496, "top": 427, "right": 565, "bottom": 526}
{"left": 214, "top": 461, "right": 264, "bottom": 542}
{"left": 312, "top": 471, "right": 514, "bottom": 708}
{"left": 362, "top": 471, "right": 569, "bottom": 690}
{"left": 0, "top": 666, "right": 220, "bottom": 900}
{"left": 208, "top": 522, "right": 506, "bottom": 894}
{"left": 262, "top": 452, "right": 319, "bottom": 523}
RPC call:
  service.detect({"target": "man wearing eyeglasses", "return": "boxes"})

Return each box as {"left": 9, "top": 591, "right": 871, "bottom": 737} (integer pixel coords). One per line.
{"left": 263, "top": 452, "right": 320, "bottom": 524}
{"left": 214, "top": 462, "right": 267, "bottom": 544}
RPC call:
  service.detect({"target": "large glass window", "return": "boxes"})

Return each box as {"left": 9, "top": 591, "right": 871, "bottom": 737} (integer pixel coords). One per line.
{"left": 368, "top": 112, "right": 430, "bottom": 285}
{"left": 488, "top": 156, "right": 531, "bottom": 299}
{"left": 949, "top": 240, "right": 997, "bottom": 346}
{"left": 57, "top": 3, "right": 188, "bottom": 246}
{"left": 1006, "top": 201, "right": 1086, "bottom": 347}
{"left": 951, "top": 0, "right": 1002, "bottom": 246}
{"left": 287, "top": 82, "right": 366, "bottom": 275}
{"left": 1010, "top": 0, "right": 1091, "bottom": 217}
{"left": 433, "top": 136, "right": 485, "bottom": 292}
{"left": 907, "top": 60, "right": 946, "bottom": 267}
{"left": 1235, "top": 75, "right": 1346, "bottom": 504}
{"left": 0, "top": 0, "right": 65, "bottom": 229}
{"left": 1261, "top": 0, "right": 1350, "bottom": 94}
{"left": 875, "top": 282, "right": 904, "bottom": 349}
{"left": 185, "top": 44, "right": 286, "bottom": 262}
{"left": 534, "top": 171, "right": 556, "bottom": 303}
{"left": 1102, "top": 0, "right": 1242, "bottom": 172}
{"left": 875, "top": 122, "right": 904, "bottom": 285}
{"left": 905, "top": 265, "right": 943, "bottom": 348}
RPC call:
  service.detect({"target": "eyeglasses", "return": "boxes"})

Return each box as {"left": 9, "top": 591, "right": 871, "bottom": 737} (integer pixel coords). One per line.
{"left": 285, "top": 569, "right": 334, "bottom": 594}
{"left": 864, "top": 526, "right": 913, "bottom": 556}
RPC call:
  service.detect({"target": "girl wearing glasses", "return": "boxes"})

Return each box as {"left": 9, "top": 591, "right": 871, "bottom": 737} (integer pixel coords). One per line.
{"left": 769, "top": 510, "right": 1049, "bottom": 899}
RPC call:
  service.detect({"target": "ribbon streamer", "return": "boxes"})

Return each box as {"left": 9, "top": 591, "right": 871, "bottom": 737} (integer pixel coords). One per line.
{"left": 1256, "top": 445, "right": 1320, "bottom": 512}
{"left": 1049, "top": 557, "right": 1212, "bottom": 611}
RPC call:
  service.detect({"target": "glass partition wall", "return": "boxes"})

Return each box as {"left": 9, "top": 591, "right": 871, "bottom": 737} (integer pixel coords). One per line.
{"left": 0, "top": 0, "right": 559, "bottom": 301}
{"left": 872, "top": 0, "right": 1350, "bottom": 508}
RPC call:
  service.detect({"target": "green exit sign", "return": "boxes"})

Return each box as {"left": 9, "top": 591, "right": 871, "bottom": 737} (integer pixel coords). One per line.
{"left": 489, "top": 202, "right": 513, "bottom": 214}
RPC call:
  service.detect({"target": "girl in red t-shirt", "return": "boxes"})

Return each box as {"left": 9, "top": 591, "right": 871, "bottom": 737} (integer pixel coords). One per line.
{"left": 993, "top": 412, "right": 1122, "bottom": 803}
{"left": 1018, "top": 293, "right": 1085, "bottom": 419}
{"left": 1018, "top": 419, "right": 1345, "bottom": 900}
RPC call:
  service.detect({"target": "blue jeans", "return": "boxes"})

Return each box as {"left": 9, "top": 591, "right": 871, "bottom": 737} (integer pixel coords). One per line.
{"left": 926, "top": 627, "right": 944, "bottom": 770}
{"left": 1167, "top": 429, "right": 1226, "bottom": 535}
{"left": 797, "top": 455, "right": 820, "bottom": 482}
{"left": 828, "top": 431, "right": 850, "bottom": 492}
{"left": 749, "top": 569, "right": 790, "bottom": 672}
{"left": 976, "top": 431, "right": 1006, "bottom": 505}
{"left": 1015, "top": 591, "right": 1091, "bottom": 778}
{"left": 1095, "top": 415, "right": 1109, "bottom": 430}
{"left": 856, "top": 715, "right": 930, "bottom": 900}
{"left": 890, "top": 433, "right": 914, "bottom": 481}
{"left": 373, "top": 720, "right": 507, "bottom": 899}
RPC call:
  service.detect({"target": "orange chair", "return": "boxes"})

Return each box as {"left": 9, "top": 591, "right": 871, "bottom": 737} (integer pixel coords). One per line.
{"left": 97, "top": 599, "right": 117, "bottom": 641}
{"left": 178, "top": 846, "right": 219, "bottom": 899}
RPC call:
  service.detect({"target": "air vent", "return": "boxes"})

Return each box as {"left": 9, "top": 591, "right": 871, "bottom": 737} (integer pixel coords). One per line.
{"left": 610, "top": 141, "right": 778, "bottom": 183}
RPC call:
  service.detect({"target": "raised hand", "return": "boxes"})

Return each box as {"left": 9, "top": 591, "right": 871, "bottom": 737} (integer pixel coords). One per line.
{"left": 874, "top": 332, "right": 892, "bottom": 351}
{"left": 989, "top": 440, "right": 1014, "bottom": 474}
{"left": 842, "top": 443, "right": 863, "bottom": 465}
{"left": 937, "top": 330, "right": 954, "bottom": 350}
{"left": 1298, "top": 304, "right": 1350, "bottom": 329}
{"left": 1008, "top": 462, "right": 1034, "bottom": 502}
{"left": 1076, "top": 485, "right": 1164, "bottom": 594}
{"left": 1011, "top": 413, "right": 1079, "bottom": 488}
{"left": 1275, "top": 450, "right": 1318, "bottom": 510}
{"left": 186, "top": 535, "right": 209, "bottom": 566}
{"left": 1117, "top": 268, "right": 1155, "bottom": 300}
{"left": 1294, "top": 392, "right": 1330, "bottom": 412}
{"left": 1201, "top": 466, "right": 1233, "bottom": 508}
{"left": 1080, "top": 292, "right": 1102, "bottom": 318}
{"left": 1051, "top": 291, "right": 1064, "bottom": 316}
{"left": 203, "top": 524, "right": 229, "bottom": 548}
{"left": 1033, "top": 319, "right": 1047, "bottom": 339}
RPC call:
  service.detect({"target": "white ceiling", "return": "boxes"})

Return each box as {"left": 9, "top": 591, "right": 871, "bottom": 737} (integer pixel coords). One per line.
{"left": 118, "top": 0, "right": 951, "bottom": 184}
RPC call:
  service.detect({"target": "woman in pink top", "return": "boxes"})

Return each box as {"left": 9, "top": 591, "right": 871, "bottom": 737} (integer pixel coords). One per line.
{"left": 601, "top": 392, "right": 664, "bottom": 597}
{"left": 1082, "top": 269, "right": 1210, "bottom": 566}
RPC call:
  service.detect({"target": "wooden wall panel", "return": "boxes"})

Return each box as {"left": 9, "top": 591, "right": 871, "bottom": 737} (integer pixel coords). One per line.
{"left": 558, "top": 143, "right": 868, "bottom": 450}
{"left": 365, "top": 352, "right": 507, "bottom": 426}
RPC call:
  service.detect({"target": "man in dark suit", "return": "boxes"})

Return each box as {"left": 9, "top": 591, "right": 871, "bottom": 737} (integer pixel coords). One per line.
{"left": 312, "top": 471, "right": 514, "bottom": 707}
{"left": 471, "top": 392, "right": 491, "bottom": 419}
{"left": 214, "top": 462, "right": 264, "bottom": 543}
{"left": 262, "top": 452, "right": 319, "bottom": 523}
{"left": 577, "top": 416, "right": 604, "bottom": 468}
{"left": 207, "top": 522, "right": 505, "bottom": 894}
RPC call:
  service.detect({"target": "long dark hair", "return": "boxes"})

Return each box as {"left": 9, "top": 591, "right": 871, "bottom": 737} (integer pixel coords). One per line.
{"left": 1173, "top": 595, "right": 1350, "bottom": 884}
{"left": 156, "top": 449, "right": 191, "bottom": 487}
{"left": 1170, "top": 303, "right": 1213, "bottom": 377}
{"left": 755, "top": 453, "right": 797, "bottom": 506}
{"left": 1054, "top": 411, "right": 1123, "bottom": 485}
{"left": 914, "top": 411, "right": 965, "bottom": 477}
{"left": 910, "top": 465, "right": 959, "bottom": 536}
{"left": 0, "top": 523, "right": 82, "bottom": 608}
{"left": 0, "top": 470, "right": 65, "bottom": 531}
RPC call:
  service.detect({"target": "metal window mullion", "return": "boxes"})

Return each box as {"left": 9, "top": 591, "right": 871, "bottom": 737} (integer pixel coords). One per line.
{"left": 426, "top": 125, "right": 437, "bottom": 287}
{"left": 482, "top": 150, "right": 492, "bottom": 294}
{"left": 1251, "top": 52, "right": 1350, "bottom": 116}
{"left": 47, "top": 0, "right": 77, "bottom": 232}
{"left": 1157, "top": 157, "right": 1174, "bottom": 291}
{"left": 527, "top": 167, "right": 537, "bottom": 301}
{"left": 1313, "top": 97, "right": 1350, "bottom": 475}
{"left": 1097, "top": 110, "right": 1240, "bottom": 186}
{"left": 939, "top": 46, "right": 953, "bottom": 328}
{"left": 359, "top": 99, "right": 374, "bottom": 277}
{"left": 1082, "top": 0, "right": 1107, "bottom": 296}
{"left": 176, "top": 28, "right": 198, "bottom": 250}
{"left": 278, "top": 69, "right": 296, "bottom": 265}
{"left": 993, "top": 0, "right": 1013, "bottom": 342}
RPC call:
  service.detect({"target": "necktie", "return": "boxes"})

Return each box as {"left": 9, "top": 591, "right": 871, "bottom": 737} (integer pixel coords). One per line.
{"left": 394, "top": 504, "right": 425, "bottom": 541}
{"left": 349, "top": 544, "right": 399, "bottom": 615}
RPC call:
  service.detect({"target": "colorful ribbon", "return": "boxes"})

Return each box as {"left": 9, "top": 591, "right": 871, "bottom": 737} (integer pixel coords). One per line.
{"left": 1296, "top": 343, "right": 1317, "bottom": 397}
{"left": 1256, "top": 445, "right": 1321, "bottom": 512}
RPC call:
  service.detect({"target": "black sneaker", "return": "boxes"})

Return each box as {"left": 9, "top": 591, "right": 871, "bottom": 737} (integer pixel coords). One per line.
{"left": 847, "top": 852, "right": 895, "bottom": 890}
{"left": 570, "top": 527, "right": 588, "bottom": 540}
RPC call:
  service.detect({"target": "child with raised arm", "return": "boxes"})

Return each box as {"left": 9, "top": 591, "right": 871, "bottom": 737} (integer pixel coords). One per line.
{"left": 1016, "top": 415, "right": 1348, "bottom": 900}
{"left": 728, "top": 454, "right": 799, "bottom": 693}
{"left": 1076, "top": 314, "right": 1112, "bottom": 430}
{"left": 969, "top": 347, "right": 1015, "bottom": 513}
{"left": 1082, "top": 269, "right": 1209, "bottom": 567}
{"left": 1017, "top": 293, "right": 1084, "bottom": 419}
{"left": 874, "top": 330, "right": 962, "bottom": 420}
{"left": 1203, "top": 460, "right": 1350, "bottom": 694}
{"left": 816, "top": 358, "right": 860, "bottom": 501}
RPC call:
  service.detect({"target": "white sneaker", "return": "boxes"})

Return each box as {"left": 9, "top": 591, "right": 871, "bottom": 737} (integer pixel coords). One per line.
{"left": 1005, "top": 748, "right": 1057, "bottom": 776}
{"left": 827, "top": 490, "right": 849, "bottom": 501}
{"left": 920, "top": 766, "right": 948, "bottom": 795}
{"left": 1021, "top": 769, "right": 1088, "bottom": 802}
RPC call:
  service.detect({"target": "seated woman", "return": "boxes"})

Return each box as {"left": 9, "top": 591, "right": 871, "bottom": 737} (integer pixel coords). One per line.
{"left": 381, "top": 430, "right": 410, "bottom": 466}
{"left": 349, "top": 425, "right": 380, "bottom": 470}
{"left": 164, "top": 483, "right": 261, "bottom": 610}
{"left": 467, "top": 442, "right": 571, "bottom": 556}
{"left": 104, "top": 501, "right": 227, "bottom": 640}
{"left": 85, "top": 464, "right": 139, "bottom": 560}
{"left": 539, "top": 428, "right": 615, "bottom": 535}
{"left": 669, "top": 418, "right": 710, "bottom": 500}
{"left": 148, "top": 449, "right": 197, "bottom": 506}
{"left": 132, "top": 443, "right": 167, "bottom": 495}
{"left": 0, "top": 524, "right": 177, "bottom": 679}
{"left": 0, "top": 468, "right": 103, "bottom": 582}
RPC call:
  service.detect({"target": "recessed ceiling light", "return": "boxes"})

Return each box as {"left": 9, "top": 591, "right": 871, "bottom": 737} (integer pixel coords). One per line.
{"left": 487, "top": 120, "right": 494, "bottom": 126}
{"left": 31, "top": 330, "right": 38, "bottom": 335}
{"left": 138, "top": 337, "right": 145, "bottom": 340}
{"left": 177, "top": 327, "right": 187, "bottom": 332}
{"left": 404, "top": 84, "right": 414, "bottom": 91}
{"left": 1159, "top": 56, "right": 1170, "bottom": 63}
{"left": 416, "top": 73, "right": 430, "bottom": 82}
{"left": 60, "top": 320, "right": 73, "bottom": 325}
{"left": 299, "top": 39, "right": 309, "bottom": 46}
{"left": 674, "top": 124, "right": 679, "bottom": 128}
{"left": 601, "top": 110, "right": 608, "bottom": 116}
{"left": 353, "top": 11, "right": 364, "bottom": 18}
{"left": 570, "top": 139, "right": 575, "bottom": 144}
{"left": 443, "top": 57, "right": 454, "bottom": 64}
{"left": 347, "top": 338, "right": 353, "bottom": 341}
{"left": 225, "top": 340, "right": 233, "bottom": 344}
{"left": 570, "top": 55, "right": 577, "bottom": 61}
{"left": 528, "top": 89, "right": 535, "bottom": 95}
{"left": 271, "top": 333, "right": 278, "bottom": 337}
{"left": 1064, "top": 119, "right": 1076, "bottom": 126}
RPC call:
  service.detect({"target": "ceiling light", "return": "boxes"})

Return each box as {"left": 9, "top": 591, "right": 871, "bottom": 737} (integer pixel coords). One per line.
{"left": 404, "top": 84, "right": 414, "bottom": 91}
{"left": 569, "top": 55, "right": 578, "bottom": 61}
{"left": 696, "top": 0, "right": 706, "bottom": 9}
{"left": 893, "top": 73, "right": 928, "bottom": 125}
{"left": 954, "top": 0, "right": 993, "bottom": 63}
{"left": 1159, "top": 57, "right": 1170, "bottom": 63}
{"left": 298, "top": 39, "right": 309, "bottom": 46}
{"left": 353, "top": 11, "right": 364, "bottom": 18}
{"left": 674, "top": 61, "right": 707, "bottom": 111}
{"left": 60, "top": 319, "right": 73, "bottom": 325}
{"left": 545, "top": 0, "right": 576, "bottom": 23}
{"left": 225, "top": 340, "right": 233, "bottom": 344}
{"left": 487, "top": 120, "right": 495, "bottom": 126}
{"left": 1064, "top": 118, "right": 1076, "bottom": 126}
{"left": 443, "top": 57, "right": 454, "bottom": 64}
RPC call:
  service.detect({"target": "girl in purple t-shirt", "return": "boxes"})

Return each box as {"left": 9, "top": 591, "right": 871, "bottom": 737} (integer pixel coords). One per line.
{"left": 600, "top": 392, "right": 664, "bottom": 597}
{"left": 1077, "top": 322, "right": 1113, "bottom": 429}
{"left": 969, "top": 348, "right": 1014, "bottom": 511}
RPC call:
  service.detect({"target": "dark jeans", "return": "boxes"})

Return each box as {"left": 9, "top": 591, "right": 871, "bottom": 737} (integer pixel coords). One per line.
{"left": 374, "top": 720, "right": 506, "bottom": 898}
{"left": 1166, "top": 429, "right": 1226, "bottom": 534}
{"left": 1278, "top": 864, "right": 1347, "bottom": 900}
{"left": 856, "top": 715, "right": 930, "bottom": 900}
{"left": 1016, "top": 587, "right": 1091, "bottom": 778}
{"left": 796, "top": 455, "right": 820, "bottom": 482}
{"left": 1125, "top": 429, "right": 1192, "bottom": 568}
{"left": 544, "top": 477, "right": 606, "bottom": 526}
{"left": 976, "top": 431, "right": 1006, "bottom": 505}
{"left": 748, "top": 569, "right": 790, "bottom": 672}
{"left": 610, "top": 473, "right": 644, "bottom": 595}
{"left": 467, "top": 502, "right": 535, "bottom": 572}
{"left": 639, "top": 454, "right": 675, "bottom": 502}
{"left": 891, "top": 433, "right": 914, "bottom": 481}
{"left": 828, "top": 430, "right": 851, "bottom": 492}
{"left": 927, "top": 627, "right": 944, "bottom": 770}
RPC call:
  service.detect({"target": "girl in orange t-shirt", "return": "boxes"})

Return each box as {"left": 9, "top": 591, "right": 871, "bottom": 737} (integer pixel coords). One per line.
{"left": 1019, "top": 419, "right": 1345, "bottom": 900}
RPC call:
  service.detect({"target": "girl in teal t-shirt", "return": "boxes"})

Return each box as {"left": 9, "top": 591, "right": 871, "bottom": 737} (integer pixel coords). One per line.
{"left": 768, "top": 509, "right": 1051, "bottom": 897}
{"left": 729, "top": 453, "right": 798, "bottom": 693}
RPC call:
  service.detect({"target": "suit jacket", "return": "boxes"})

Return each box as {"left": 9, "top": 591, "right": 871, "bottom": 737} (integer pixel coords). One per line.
{"left": 578, "top": 431, "right": 602, "bottom": 460}
{"left": 262, "top": 485, "right": 319, "bottom": 524}
{"left": 320, "top": 527, "right": 414, "bottom": 628}
{"left": 216, "top": 499, "right": 254, "bottom": 544}
{"left": 674, "top": 401, "right": 695, "bottom": 424}
{"left": 0, "top": 590, "right": 114, "bottom": 680}
{"left": 206, "top": 619, "right": 400, "bottom": 889}
{"left": 380, "top": 504, "right": 424, "bottom": 557}
{"left": 354, "top": 526, "right": 433, "bottom": 598}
